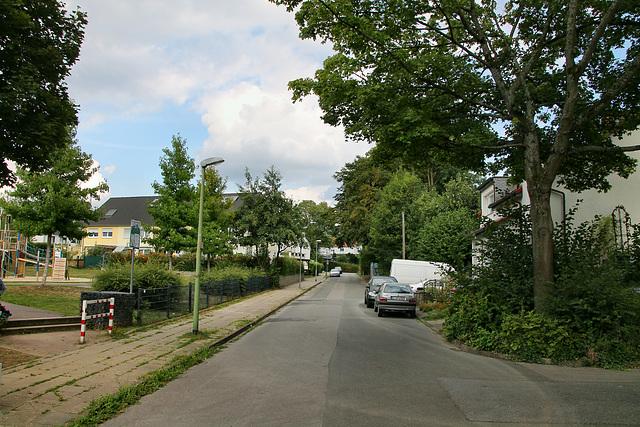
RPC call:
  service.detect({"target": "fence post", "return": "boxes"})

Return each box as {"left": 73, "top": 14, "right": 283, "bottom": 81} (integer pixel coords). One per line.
{"left": 166, "top": 285, "right": 171, "bottom": 319}
{"left": 188, "top": 282, "right": 193, "bottom": 312}
{"left": 137, "top": 288, "right": 142, "bottom": 327}
{"left": 205, "top": 280, "right": 209, "bottom": 308}
{"left": 80, "top": 298, "right": 114, "bottom": 344}
{"left": 80, "top": 300, "right": 88, "bottom": 343}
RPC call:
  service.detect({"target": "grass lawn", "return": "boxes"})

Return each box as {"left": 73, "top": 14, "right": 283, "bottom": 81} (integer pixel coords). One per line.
{"left": 21, "top": 265, "right": 99, "bottom": 281}
{"left": 2, "top": 285, "right": 83, "bottom": 316}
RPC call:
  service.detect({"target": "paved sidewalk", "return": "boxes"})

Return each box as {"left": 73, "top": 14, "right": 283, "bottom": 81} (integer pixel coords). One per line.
{"left": 0, "top": 278, "right": 321, "bottom": 426}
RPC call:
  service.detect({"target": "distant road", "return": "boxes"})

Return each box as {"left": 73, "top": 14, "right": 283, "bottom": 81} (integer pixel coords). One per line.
{"left": 104, "top": 272, "right": 640, "bottom": 426}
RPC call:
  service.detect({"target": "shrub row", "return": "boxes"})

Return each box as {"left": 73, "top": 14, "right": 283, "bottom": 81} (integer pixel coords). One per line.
{"left": 443, "top": 206, "right": 640, "bottom": 369}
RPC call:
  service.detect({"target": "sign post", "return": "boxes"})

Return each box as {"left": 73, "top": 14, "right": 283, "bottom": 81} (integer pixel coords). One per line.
{"left": 129, "top": 220, "right": 141, "bottom": 293}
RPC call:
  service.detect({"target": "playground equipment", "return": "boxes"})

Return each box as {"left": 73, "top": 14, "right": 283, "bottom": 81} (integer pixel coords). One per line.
{"left": 0, "top": 211, "right": 64, "bottom": 280}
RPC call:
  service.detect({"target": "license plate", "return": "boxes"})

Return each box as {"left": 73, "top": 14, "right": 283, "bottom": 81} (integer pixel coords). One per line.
{"left": 390, "top": 296, "right": 404, "bottom": 300}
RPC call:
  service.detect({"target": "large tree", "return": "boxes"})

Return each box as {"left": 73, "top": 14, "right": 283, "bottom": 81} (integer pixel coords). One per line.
{"left": 368, "top": 170, "right": 425, "bottom": 273}
{"left": 333, "top": 153, "right": 390, "bottom": 247}
{"left": 298, "top": 199, "right": 336, "bottom": 261}
{"left": 272, "top": 0, "right": 640, "bottom": 310}
{"left": 146, "top": 135, "right": 196, "bottom": 268}
{"left": 234, "top": 166, "right": 301, "bottom": 265}
{"left": 0, "top": 1, "right": 87, "bottom": 187}
{"left": 410, "top": 174, "right": 480, "bottom": 269}
{"left": 1, "top": 131, "right": 108, "bottom": 285}
{"left": 201, "top": 165, "right": 234, "bottom": 270}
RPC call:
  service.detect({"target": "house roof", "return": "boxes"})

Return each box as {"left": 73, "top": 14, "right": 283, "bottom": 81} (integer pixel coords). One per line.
{"left": 489, "top": 185, "right": 523, "bottom": 210}
{"left": 86, "top": 196, "right": 159, "bottom": 227}
{"left": 225, "top": 193, "right": 243, "bottom": 212}
{"left": 477, "top": 176, "right": 514, "bottom": 194}
{"left": 87, "top": 193, "right": 244, "bottom": 228}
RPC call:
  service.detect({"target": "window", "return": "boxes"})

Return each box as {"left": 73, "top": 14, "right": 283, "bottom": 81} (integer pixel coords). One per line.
{"left": 123, "top": 228, "right": 131, "bottom": 239}
{"left": 484, "top": 192, "right": 495, "bottom": 210}
{"left": 88, "top": 229, "right": 98, "bottom": 238}
{"left": 102, "top": 228, "right": 113, "bottom": 238}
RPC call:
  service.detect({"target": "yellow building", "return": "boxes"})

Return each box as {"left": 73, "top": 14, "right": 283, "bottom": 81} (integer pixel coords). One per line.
{"left": 82, "top": 196, "right": 158, "bottom": 255}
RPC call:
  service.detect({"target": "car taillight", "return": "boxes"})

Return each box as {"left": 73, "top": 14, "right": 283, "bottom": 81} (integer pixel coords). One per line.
{"left": 409, "top": 298, "right": 416, "bottom": 303}
{"left": 379, "top": 297, "right": 387, "bottom": 302}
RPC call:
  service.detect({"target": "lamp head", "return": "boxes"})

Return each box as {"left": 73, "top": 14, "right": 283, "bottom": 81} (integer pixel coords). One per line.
{"left": 200, "top": 156, "right": 224, "bottom": 169}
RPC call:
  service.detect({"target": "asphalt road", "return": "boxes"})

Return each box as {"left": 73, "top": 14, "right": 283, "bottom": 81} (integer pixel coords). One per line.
{"left": 103, "top": 273, "right": 640, "bottom": 426}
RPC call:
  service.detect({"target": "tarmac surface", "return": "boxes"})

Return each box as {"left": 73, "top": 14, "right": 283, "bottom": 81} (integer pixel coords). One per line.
{"left": 0, "top": 277, "right": 322, "bottom": 426}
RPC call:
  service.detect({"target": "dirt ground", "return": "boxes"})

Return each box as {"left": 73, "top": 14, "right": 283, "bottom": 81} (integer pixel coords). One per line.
{"left": 0, "top": 330, "right": 110, "bottom": 369}
{"left": 0, "top": 346, "right": 37, "bottom": 368}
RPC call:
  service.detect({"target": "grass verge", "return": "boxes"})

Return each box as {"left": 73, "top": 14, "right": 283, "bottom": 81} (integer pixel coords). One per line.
{"left": 2, "top": 285, "right": 83, "bottom": 315}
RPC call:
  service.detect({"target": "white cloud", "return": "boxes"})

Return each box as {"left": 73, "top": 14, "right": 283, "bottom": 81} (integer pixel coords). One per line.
{"left": 198, "top": 83, "right": 370, "bottom": 194}
{"left": 286, "top": 186, "right": 333, "bottom": 204}
{"left": 81, "top": 160, "right": 110, "bottom": 207}
{"left": 62, "top": 0, "right": 371, "bottom": 202}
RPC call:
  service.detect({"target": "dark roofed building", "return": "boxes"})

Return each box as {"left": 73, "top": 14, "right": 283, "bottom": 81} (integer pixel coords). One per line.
{"left": 82, "top": 196, "right": 158, "bottom": 254}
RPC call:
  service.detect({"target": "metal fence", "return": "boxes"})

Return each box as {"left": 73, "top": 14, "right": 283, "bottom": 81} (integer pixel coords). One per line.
{"left": 135, "top": 276, "right": 272, "bottom": 326}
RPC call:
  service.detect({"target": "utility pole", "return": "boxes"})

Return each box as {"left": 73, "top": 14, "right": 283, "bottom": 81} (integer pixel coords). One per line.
{"left": 402, "top": 211, "right": 406, "bottom": 259}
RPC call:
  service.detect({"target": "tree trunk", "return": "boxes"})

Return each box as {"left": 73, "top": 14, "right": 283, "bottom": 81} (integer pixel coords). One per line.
{"left": 41, "top": 235, "right": 53, "bottom": 286}
{"left": 522, "top": 124, "right": 558, "bottom": 313}
{"left": 526, "top": 180, "right": 555, "bottom": 312}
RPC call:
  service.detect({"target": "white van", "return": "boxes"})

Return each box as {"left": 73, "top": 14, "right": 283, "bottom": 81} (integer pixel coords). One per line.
{"left": 389, "top": 259, "right": 453, "bottom": 291}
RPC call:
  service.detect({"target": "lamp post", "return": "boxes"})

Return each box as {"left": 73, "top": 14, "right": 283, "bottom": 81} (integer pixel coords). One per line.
{"left": 193, "top": 156, "right": 224, "bottom": 335}
{"left": 315, "top": 239, "right": 320, "bottom": 281}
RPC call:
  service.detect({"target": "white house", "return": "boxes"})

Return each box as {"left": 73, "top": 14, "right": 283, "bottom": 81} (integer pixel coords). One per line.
{"left": 473, "top": 130, "right": 640, "bottom": 264}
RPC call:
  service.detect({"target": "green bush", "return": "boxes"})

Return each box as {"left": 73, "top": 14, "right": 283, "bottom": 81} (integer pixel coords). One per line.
{"left": 443, "top": 290, "right": 502, "bottom": 351}
{"left": 93, "top": 263, "right": 182, "bottom": 293}
{"left": 87, "top": 246, "right": 109, "bottom": 257}
{"left": 202, "top": 265, "right": 266, "bottom": 282}
{"left": 272, "top": 256, "right": 300, "bottom": 276}
{"left": 497, "top": 311, "right": 581, "bottom": 361}
{"left": 444, "top": 205, "right": 640, "bottom": 368}
{"left": 174, "top": 253, "right": 196, "bottom": 271}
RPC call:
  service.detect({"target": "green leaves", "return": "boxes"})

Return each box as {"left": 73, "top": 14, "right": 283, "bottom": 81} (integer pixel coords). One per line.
{"left": 0, "top": 0, "right": 87, "bottom": 186}
{"left": 234, "top": 166, "right": 301, "bottom": 260}
{"left": 146, "top": 135, "right": 197, "bottom": 255}
{"left": 1, "top": 130, "right": 107, "bottom": 242}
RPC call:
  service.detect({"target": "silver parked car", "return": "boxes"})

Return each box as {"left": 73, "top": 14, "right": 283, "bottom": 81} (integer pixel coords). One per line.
{"left": 364, "top": 276, "right": 397, "bottom": 308}
{"left": 329, "top": 268, "right": 341, "bottom": 277}
{"left": 374, "top": 283, "right": 417, "bottom": 318}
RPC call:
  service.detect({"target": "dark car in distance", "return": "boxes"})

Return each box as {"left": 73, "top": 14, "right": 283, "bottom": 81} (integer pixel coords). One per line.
{"left": 364, "top": 276, "right": 397, "bottom": 308}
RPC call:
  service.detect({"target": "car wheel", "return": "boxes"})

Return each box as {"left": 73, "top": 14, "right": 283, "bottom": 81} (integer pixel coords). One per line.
{"left": 378, "top": 308, "right": 383, "bottom": 317}
{"left": 409, "top": 311, "right": 416, "bottom": 318}
{"left": 367, "top": 300, "right": 373, "bottom": 308}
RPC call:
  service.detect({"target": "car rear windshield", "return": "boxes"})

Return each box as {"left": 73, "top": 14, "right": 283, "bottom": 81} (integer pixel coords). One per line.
{"left": 371, "top": 284, "right": 383, "bottom": 292}
{"left": 383, "top": 285, "right": 412, "bottom": 293}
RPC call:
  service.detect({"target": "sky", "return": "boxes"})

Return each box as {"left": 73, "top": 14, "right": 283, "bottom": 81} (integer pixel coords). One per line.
{"left": 62, "top": 0, "right": 371, "bottom": 206}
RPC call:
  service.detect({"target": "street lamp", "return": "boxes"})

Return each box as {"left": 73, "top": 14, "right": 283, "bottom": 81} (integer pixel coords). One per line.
{"left": 193, "top": 156, "right": 224, "bottom": 335}
{"left": 315, "top": 239, "right": 321, "bottom": 281}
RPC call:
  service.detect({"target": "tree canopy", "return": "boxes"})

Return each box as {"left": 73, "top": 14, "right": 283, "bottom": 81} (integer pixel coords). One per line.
{"left": 146, "top": 135, "right": 196, "bottom": 264}
{"left": 272, "top": 0, "right": 640, "bottom": 309}
{"left": 234, "top": 166, "right": 302, "bottom": 264}
{"left": 1, "top": 130, "right": 108, "bottom": 284}
{"left": 201, "top": 165, "right": 235, "bottom": 267}
{"left": 0, "top": 1, "right": 87, "bottom": 187}
{"left": 333, "top": 153, "right": 390, "bottom": 247}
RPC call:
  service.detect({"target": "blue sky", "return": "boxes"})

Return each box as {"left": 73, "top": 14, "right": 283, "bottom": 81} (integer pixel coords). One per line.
{"left": 62, "top": 0, "right": 371, "bottom": 205}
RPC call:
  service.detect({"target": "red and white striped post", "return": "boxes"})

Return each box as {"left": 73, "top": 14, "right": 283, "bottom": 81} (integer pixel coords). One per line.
{"left": 80, "top": 297, "right": 115, "bottom": 344}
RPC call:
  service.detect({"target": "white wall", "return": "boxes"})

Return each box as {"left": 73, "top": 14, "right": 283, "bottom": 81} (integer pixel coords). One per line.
{"left": 555, "top": 131, "right": 640, "bottom": 225}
